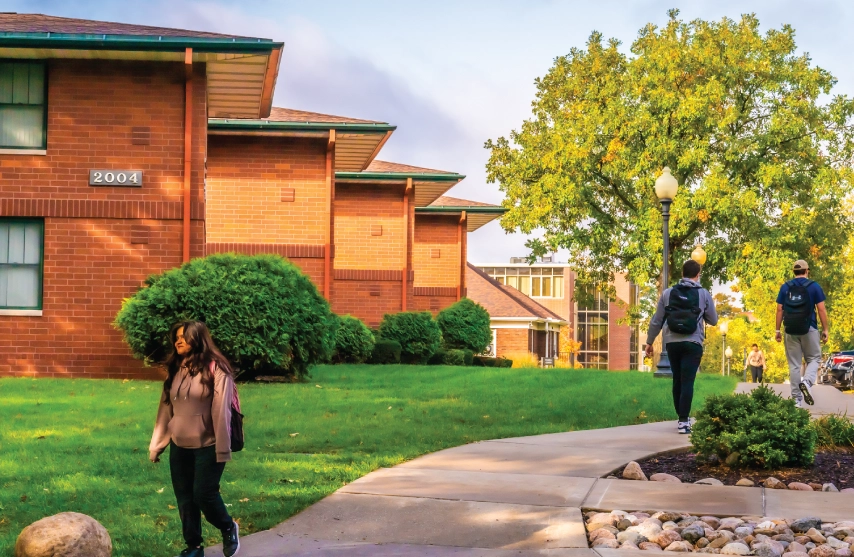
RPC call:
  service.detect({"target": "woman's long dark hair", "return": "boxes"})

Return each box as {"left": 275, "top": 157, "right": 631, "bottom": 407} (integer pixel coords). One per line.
{"left": 162, "top": 321, "right": 232, "bottom": 404}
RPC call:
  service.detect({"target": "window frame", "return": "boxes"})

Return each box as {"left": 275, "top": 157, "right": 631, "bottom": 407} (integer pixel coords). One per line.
{"left": 0, "top": 60, "right": 48, "bottom": 151}
{"left": 0, "top": 218, "right": 45, "bottom": 311}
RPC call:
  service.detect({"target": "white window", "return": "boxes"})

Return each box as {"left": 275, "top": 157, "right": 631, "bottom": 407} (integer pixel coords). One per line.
{"left": 0, "top": 220, "right": 43, "bottom": 309}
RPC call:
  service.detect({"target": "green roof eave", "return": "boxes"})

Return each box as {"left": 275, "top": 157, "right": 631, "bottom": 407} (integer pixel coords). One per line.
{"left": 0, "top": 32, "right": 283, "bottom": 53}
{"left": 336, "top": 171, "right": 463, "bottom": 182}
{"left": 208, "top": 119, "right": 396, "bottom": 133}
{"left": 416, "top": 206, "right": 506, "bottom": 214}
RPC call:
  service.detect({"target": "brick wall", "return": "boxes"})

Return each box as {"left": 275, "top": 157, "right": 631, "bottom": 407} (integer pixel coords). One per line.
{"left": 0, "top": 60, "right": 207, "bottom": 378}
{"left": 331, "top": 279, "right": 403, "bottom": 327}
{"left": 495, "top": 328, "right": 530, "bottom": 356}
{"left": 206, "top": 135, "right": 327, "bottom": 245}
{"left": 608, "top": 273, "right": 633, "bottom": 371}
{"left": 334, "top": 183, "right": 404, "bottom": 270}
{"left": 413, "top": 215, "right": 460, "bottom": 288}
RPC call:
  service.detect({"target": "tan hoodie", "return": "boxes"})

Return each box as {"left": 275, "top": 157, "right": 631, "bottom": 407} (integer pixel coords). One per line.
{"left": 149, "top": 364, "right": 233, "bottom": 463}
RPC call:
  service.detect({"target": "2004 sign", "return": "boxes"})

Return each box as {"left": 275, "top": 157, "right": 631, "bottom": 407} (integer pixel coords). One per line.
{"left": 88, "top": 170, "right": 143, "bottom": 187}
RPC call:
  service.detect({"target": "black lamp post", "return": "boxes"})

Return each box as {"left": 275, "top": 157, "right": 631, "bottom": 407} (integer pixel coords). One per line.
{"left": 653, "top": 167, "right": 678, "bottom": 379}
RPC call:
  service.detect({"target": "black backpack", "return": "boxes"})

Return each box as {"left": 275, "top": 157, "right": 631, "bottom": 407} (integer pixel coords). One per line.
{"left": 665, "top": 284, "right": 702, "bottom": 335}
{"left": 782, "top": 279, "right": 814, "bottom": 336}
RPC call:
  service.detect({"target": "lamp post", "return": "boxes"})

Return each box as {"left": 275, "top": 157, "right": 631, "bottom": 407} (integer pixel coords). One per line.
{"left": 719, "top": 320, "right": 729, "bottom": 375}
{"left": 725, "top": 346, "right": 733, "bottom": 376}
{"left": 654, "top": 167, "right": 679, "bottom": 378}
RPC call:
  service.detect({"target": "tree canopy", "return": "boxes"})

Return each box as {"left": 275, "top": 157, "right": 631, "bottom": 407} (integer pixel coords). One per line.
{"left": 486, "top": 10, "right": 854, "bottom": 296}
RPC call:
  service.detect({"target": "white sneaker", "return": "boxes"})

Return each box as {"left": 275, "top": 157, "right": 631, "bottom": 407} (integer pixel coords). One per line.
{"left": 793, "top": 399, "right": 804, "bottom": 409}
{"left": 677, "top": 421, "right": 692, "bottom": 434}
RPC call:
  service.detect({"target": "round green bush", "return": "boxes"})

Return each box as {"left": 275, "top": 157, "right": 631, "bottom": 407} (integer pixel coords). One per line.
{"left": 333, "top": 315, "right": 375, "bottom": 364}
{"left": 378, "top": 311, "right": 441, "bottom": 364}
{"left": 690, "top": 385, "right": 816, "bottom": 469}
{"left": 114, "top": 253, "right": 337, "bottom": 379}
{"left": 436, "top": 298, "right": 492, "bottom": 353}
{"left": 369, "top": 339, "right": 402, "bottom": 364}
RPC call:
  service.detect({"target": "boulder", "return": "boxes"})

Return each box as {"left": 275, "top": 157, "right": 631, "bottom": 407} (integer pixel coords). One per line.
{"left": 683, "top": 525, "right": 708, "bottom": 544}
{"left": 755, "top": 542, "right": 785, "bottom": 557}
{"left": 789, "top": 482, "right": 814, "bottom": 491}
{"left": 623, "top": 461, "right": 648, "bottom": 481}
{"left": 736, "top": 478, "right": 756, "bottom": 487}
{"left": 792, "top": 519, "right": 823, "bottom": 534}
{"left": 589, "top": 528, "right": 617, "bottom": 542}
{"left": 617, "top": 531, "right": 649, "bottom": 546}
{"left": 806, "top": 529, "right": 828, "bottom": 544}
{"left": 827, "top": 538, "right": 850, "bottom": 550}
{"left": 722, "top": 542, "right": 752, "bottom": 555}
{"left": 810, "top": 546, "right": 838, "bottom": 557}
{"left": 665, "top": 541, "right": 694, "bottom": 552}
{"left": 15, "top": 512, "right": 111, "bottom": 557}
{"left": 592, "top": 538, "right": 619, "bottom": 549}
{"left": 588, "top": 512, "right": 617, "bottom": 526}
{"left": 639, "top": 541, "right": 664, "bottom": 551}
{"left": 650, "top": 473, "right": 681, "bottom": 483}
{"left": 696, "top": 478, "right": 725, "bottom": 486}
{"left": 765, "top": 477, "right": 788, "bottom": 489}
{"left": 655, "top": 529, "right": 684, "bottom": 549}
{"left": 630, "top": 521, "right": 664, "bottom": 540}
{"left": 824, "top": 484, "right": 840, "bottom": 493}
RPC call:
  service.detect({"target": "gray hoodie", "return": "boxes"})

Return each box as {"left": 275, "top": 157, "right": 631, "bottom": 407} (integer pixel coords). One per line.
{"left": 645, "top": 278, "right": 718, "bottom": 346}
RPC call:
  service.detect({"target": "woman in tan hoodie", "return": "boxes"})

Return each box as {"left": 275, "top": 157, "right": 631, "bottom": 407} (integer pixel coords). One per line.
{"left": 149, "top": 321, "right": 240, "bottom": 557}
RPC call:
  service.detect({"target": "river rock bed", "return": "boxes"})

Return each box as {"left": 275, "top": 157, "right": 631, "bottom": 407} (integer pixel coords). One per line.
{"left": 586, "top": 511, "right": 854, "bottom": 555}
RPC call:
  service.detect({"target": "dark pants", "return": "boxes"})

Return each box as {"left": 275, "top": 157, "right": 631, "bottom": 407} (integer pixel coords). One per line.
{"left": 750, "top": 365, "right": 763, "bottom": 383}
{"left": 666, "top": 341, "right": 704, "bottom": 422}
{"left": 169, "top": 443, "right": 233, "bottom": 548}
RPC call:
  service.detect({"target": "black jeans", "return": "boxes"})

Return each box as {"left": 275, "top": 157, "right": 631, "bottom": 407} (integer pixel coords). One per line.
{"left": 169, "top": 443, "right": 233, "bottom": 548}
{"left": 666, "top": 341, "right": 704, "bottom": 422}
{"left": 750, "top": 365, "right": 763, "bottom": 383}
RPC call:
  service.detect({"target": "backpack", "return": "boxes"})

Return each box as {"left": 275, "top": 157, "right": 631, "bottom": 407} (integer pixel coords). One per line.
{"left": 665, "top": 284, "right": 702, "bottom": 335}
{"left": 782, "top": 279, "right": 814, "bottom": 336}
{"left": 210, "top": 361, "right": 244, "bottom": 452}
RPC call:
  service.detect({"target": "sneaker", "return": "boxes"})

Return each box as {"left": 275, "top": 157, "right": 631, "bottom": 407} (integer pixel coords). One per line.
{"left": 794, "top": 399, "right": 804, "bottom": 409}
{"left": 179, "top": 548, "right": 204, "bottom": 557}
{"left": 677, "top": 421, "right": 692, "bottom": 434}
{"left": 223, "top": 521, "right": 240, "bottom": 557}
{"left": 799, "top": 381, "right": 815, "bottom": 406}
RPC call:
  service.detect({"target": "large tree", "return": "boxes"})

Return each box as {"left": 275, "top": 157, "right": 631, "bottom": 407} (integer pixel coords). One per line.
{"left": 486, "top": 10, "right": 854, "bottom": 294}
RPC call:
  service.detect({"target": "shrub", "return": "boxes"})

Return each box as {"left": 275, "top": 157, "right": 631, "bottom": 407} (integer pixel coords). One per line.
{"left": 369, "top": 339, "right": 402, "bottom": 364}
{"left": 443, "top": 349, "right": 467, "bottom": 366}
{"left": 690, "top": 385, "right": 816, "bottom": 469}
{"left": 504, "top": 351, "right": 540, "bottom": 369}
{"left": 500, "top": 358, "right": 513, "bottom": 368}
{"left": 378, "top": 312, "right": 442, "bottom": 363}
{"left": 474, "top": 356, "right": 514, "bottom": 368}
{"left": 427, "top": 348, "right": 447, "bottom": 366}
{"left": 114, "top": 253, "right": 336, "bottom": 379}
{"left": 436, "top": 298, "right": 492, "bottom": 353}
{"left": 813, "top": 415, "right": 854, "bottom": 448}
{"left": 333, "top": 315, "right": 375, "bottom": 364}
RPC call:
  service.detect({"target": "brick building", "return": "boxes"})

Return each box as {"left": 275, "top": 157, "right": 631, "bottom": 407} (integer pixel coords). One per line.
{"left": 473, "top": 260, "right": 640, "bottom": 370}
{"left": 0, "top": 14, "right": 502, "bottom": 378}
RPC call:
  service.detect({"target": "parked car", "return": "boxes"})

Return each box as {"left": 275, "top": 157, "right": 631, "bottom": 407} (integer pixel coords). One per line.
{"left": 818, "top": 350, "right": 854, "bottom": 390}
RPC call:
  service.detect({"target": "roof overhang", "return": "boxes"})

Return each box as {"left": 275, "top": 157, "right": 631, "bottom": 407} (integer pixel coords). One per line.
{"left": 416, "top": 204, "right": 505, "bottom": 231}
{"left": 335, "top": 171, "right": 464, "bottom": 207}
{"left": 208, "top": 120, "right": 396, "bottom": 171}
{"left": 0, "top": 33, "right": 283, "bottom": 118}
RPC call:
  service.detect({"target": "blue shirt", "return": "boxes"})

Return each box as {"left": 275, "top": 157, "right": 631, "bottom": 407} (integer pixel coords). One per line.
{"left": 776, "top": 277, "right": 826, "bottom": 329}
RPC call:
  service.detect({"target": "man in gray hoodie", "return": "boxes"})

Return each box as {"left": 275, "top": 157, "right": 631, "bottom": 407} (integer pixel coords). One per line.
{"left": 644, "top": 259, "right": 718, "bottom": 434}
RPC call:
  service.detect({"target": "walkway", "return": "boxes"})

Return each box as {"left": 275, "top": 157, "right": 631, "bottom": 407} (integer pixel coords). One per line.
{"left": 205, "top": 384, "right": 854, "bottom": 557}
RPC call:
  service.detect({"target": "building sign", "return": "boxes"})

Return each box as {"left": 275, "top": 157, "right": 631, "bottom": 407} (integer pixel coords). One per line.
{"left": 89, "top": 170, "right": 143, "bottom": 187}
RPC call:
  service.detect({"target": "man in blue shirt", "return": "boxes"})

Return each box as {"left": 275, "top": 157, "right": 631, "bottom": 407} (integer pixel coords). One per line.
{"left": 775, "top": 259, "right": 829, "bottom": 407}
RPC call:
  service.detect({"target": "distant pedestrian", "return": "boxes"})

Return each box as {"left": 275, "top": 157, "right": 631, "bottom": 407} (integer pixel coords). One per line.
{"left": 644, "top": 260, "right": 719, "bottom": 434}
{"left": 746, "top": 344, "right": 766, "bottom": 383}
{"left": 775, "top": 260, "right": 829, "bottom": 408}
{"left": 149, "top": 321, "right": 241, "bottom": 557}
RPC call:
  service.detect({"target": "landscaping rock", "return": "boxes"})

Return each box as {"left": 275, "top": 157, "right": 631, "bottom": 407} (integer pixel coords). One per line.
{"left": 663, "top": 521, "right": 680, "bottom": 531}
{"left": 617, "top": 518, "right": 634, "bottom": 531}
{"left": 827, "top": 537, "right": 850, "bottom": 550}
{"left": 755, "top": 542, "right": 785, "bottom": 557}
{"left": 589, "top": 513, "right": 618, "bottom": 527}
{"left": 621, "top": 542, "right": 641, "bottom": 551}
{"left": 806, "top": 529, "right": 827, "bottom": 544}
{"left": 593, "top": 538, "right": 620, "bottom": 549}
{"left": 702, "top": 517, "right": 722, "bottom": 530}
{"left": 806, "top": 543, "right": 817, "bottom": 551}
{"left": 722, "top": 542, "right": 751, "bottom": 555}
{"left": 617, "top": 531, "right": 649, "bottom": 546}
{"left": 766, "top": 477, "right": 788, "bottom": 489}
{"left": 725, "top": 453, "right": 741, "bottom": 467}
{"left": 797, "top": 537, "right": 814, "bottom": 545}
{"left": 735, "top": 526, "right": 755, "bottom": 538}
{"left": 792, "top": 519, "right": 824, "bottom": 534}
{"left": 589, "top": 528, "right": 617, "bottom": 542}
{"left": 697, "top": 538, "right": 711, "bottom": 549}
{"left": 640, "top": 542, "right": 664, "bottom": 551}
{"left": 720, "top": 519, "right": 746, "bottom": 532}
{"left": 683, "top": 525, "right": 708, "bottom": 544}
{"left": 654, "top": 512, "right": 684, "bottom": 523}
{"left": 825, "top": 484, "right": 841, "bottom": 493}
{"left": 623, "top": 461, "right": 648, "bottom": 481}
{"left": 809, "top": 546, "right": 837, "bottom": 557}
{"left": 630, "top": 522, "right": 663, "bottom": 540}
{"left": 711, "top": 536, "right": 735, "bottom": 549}
{"left": 736, "top": 478, "right": 755, "bottom": 487}
{"left": 837, "top": 549, "right": 853, "bottom": 557}
{"left": 696, "top": 478, "right": 725, "bottom": 486}
{"left": 15, "top": 512, "right": 111, "bottom": 557}
{"left": 650, "top": 473, "right": 682, "bottom": 483}
{"left": 789, "top": 482, "right": 814, "bottom": 491}
{"left": 775, "top": 534, "right": 796, "bottom": 544}
{"left": 787, "top": 553, "right": 810, "bottom": 557}
{"left": 656, "top": 530, "right": 684, "bottom": 548}
{"left": 667, "top": 542, "right": 695, "bottom": 552}
{"left": 789, "top": 543, "right": 809, "bottom": 554}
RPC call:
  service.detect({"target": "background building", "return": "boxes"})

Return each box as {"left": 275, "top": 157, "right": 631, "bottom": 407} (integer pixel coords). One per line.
{"left": 472, "top": 259, "right": 640, "bottom": 370}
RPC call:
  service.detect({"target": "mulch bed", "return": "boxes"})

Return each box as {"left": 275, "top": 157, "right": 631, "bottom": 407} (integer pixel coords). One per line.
{"left": 617, "top": 448, "right": 854, "bottom": 487}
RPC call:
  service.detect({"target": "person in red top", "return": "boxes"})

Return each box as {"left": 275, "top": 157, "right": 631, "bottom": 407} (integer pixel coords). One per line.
{"left": 150, "top": 321, "right": 240, "bottom": 557}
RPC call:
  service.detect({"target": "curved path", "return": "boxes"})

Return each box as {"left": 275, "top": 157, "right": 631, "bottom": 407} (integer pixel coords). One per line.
{"left": 206, "top": 384, "right": 854, "bottom": 557}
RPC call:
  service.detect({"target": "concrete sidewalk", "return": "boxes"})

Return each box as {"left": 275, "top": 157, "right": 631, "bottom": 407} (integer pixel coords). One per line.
{"left": 735, "top": 382, "right": 854, "bottom": 415}
{"left": 202, "top": 386, "right": 854, "bottom": 556}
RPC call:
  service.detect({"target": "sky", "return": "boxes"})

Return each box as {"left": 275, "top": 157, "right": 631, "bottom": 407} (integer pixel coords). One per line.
{"left": 13, "top": 0, "right": 854, "bottom": 276}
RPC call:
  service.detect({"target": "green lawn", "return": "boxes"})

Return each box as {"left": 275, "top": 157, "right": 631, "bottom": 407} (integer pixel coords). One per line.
{"left": 1, "top": 365, "right": 737, "bottom": 556}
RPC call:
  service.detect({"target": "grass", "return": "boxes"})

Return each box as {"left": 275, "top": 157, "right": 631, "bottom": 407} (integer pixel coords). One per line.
{"left": 0, "top": 365, "right": 737, "bottom": 556}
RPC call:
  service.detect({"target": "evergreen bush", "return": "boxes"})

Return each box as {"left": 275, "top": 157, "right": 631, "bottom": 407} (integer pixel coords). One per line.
{"left": 443, "top": 349, "right": 467, "bottom": 366}
{"left": 378, "top": 311, "right": 442, "bottom": 363}
{"left": 690, "top": 385, "right": 816, "bottom": 469}
{"left": 333, "top": 315, "right": 375, "bottom": 364}
{"left": 427, "top": 348, "right": 447, "bottom": 366}
{"left": 436, "top": 298, "right": 492, "bottom": 353}
{"left": 114, "top": 253, "right": 337, "bottom": 379}
{"left": 368, "top": 339, "right": 402, "bottom": 364}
